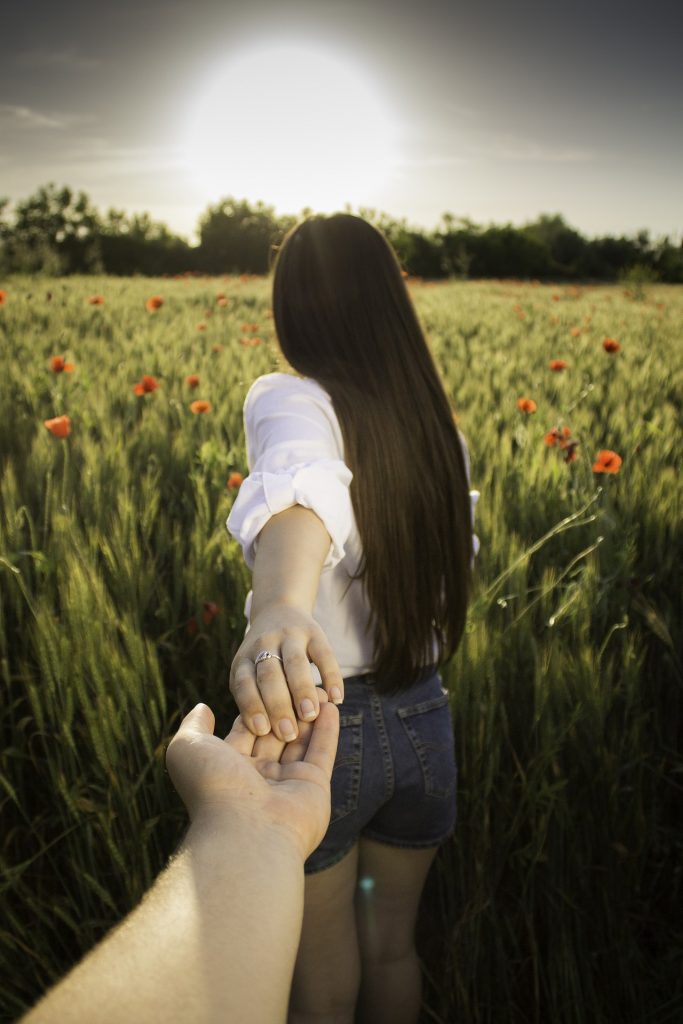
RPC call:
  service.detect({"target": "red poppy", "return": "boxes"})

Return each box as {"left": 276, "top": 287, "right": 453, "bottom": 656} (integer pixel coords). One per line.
{"left": 88, "top": 295, "right": 105, "bottom": 305}
{"left": 240, "top": 336, "right": 262, "bottom": 347}
{"left": 0, "top": 289, "right": 7, "bottom": 305}
{"left": 570, "top": 327, "right": 581, "bottom": 337}
{"left": 549, "top": 359, "right": 569, "bottom": 371}
{"left": 211, "top": 343, "right": 225, "bottom": 353}
{"left": 202, "top": 601, "right": 220, "bottom": 626}
{"left": 216, "top": 296, "right": 229, "bottom": 307}
{"left": 562, "top": 441, "right": 580, "bottom": 463}
{"left": 133, "top": 375, "right": 159, "bottom": 395}
{"left": 551, "top": 294, "right": 560, "bottom": 302}
{"left": 545, "top": 426, "right": 572, "bottom": 447}
{"left": 239, "top": 274, "right": 251, "bottom": 283}
{"left": 186, "top": 374, "right": 200, "bottom": 389}
{"left": 145, "top": 296, "right": 164, "bottom": 311}
{"left": 190, "top": 400, "right": 212, "bottom": 414}
{"left": 517, "top": 397, "right": 537, "bottom": 413}
{"left": 44, "top": 415, "right": 71, "bottom": 438}
{"left": 592, "top": 450, "right": 622, "bottom": 474}
{"left": 50, "top": 355, "right": 75, "bottom": 373}
{"left": 227, "top": 471, "right": 244, "bottom": 489}
{"left": 196, "top": 322, "right": 207, "bottom": 332}
{"left": 603, "top": 338, "right": 621, "bottom": 353}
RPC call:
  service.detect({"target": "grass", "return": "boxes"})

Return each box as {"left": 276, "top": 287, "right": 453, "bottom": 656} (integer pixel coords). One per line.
{"left": 0, "top": 274, "right": 681, "bottom": 1022}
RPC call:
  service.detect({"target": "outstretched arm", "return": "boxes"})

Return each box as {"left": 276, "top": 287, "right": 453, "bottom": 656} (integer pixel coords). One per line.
{"left": 250, "top": 504, "right": 332, "bottom": 618}
{"left": 230, "top": 505, "right": 347, "bottom": 741}
{"left": 22, "top": 700, "right": 339, "bottom": 1024}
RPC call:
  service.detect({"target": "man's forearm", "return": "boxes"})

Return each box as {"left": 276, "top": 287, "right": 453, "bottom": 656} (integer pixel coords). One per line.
{"left": 23, "top": 812, "right": 305, "bottom": 1024}
{"left": 250, "top": 505, "right": 332, "bottom": 617}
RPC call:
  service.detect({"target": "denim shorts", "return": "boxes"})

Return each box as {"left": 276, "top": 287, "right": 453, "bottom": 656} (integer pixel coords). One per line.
{"left": 304, "top": 664, "right": 458, "bottom": 875}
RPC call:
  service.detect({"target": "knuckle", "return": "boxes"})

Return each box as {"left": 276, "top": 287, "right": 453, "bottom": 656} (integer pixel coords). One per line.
{"left": 230, "top": 676, "right": 255, "bottom": 705}
{"left": 324, "top": 664, "right": 344, "bottom": 683}
{"left": 254, "top": 632, "right": 277, "bottom": 651}
{"left": 285, "top": 651, "right": 310, "bottom": 673}
{"left": 282, "top": 624, "right": 304, "bottom": 641}
{"left": 231, "top": 659, "right": 253, "bottom": 686}
{"left": 315, "top": 649, "right": 341, "bottom": 676}
{"left": 255, "top": 661, "right": 282, "bottom": 684}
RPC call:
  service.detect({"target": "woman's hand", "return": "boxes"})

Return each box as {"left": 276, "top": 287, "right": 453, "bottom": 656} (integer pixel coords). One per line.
{"left": 166, "top": 697, "right": 340, "bottom": 862}
{"left": 229, "top": 604, "right": 345, "bottom": 742}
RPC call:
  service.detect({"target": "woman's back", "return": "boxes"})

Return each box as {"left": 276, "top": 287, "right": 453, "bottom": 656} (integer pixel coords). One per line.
{"left": 270, "top": 213, "right": 476, "bottom": 694}
{"left": 227, "top": 370, "right": 479, "bottom": 681}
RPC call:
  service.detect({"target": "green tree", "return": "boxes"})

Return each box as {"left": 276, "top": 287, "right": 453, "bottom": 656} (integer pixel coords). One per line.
{"left": 197, "top": 197, "right": 284, "bottom": 274}
{"left": 6, "top": 184, "right": 103, "bottom": 273}
{"left": 521, "top": 213, "right": 587, "bottom": 277}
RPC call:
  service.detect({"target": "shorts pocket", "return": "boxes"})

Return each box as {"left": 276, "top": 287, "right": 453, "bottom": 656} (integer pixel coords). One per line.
{"left": 397, "top": 693, "right": 456, "bottom": 799}
{"left": 330, "top": 711, "right": 363, "bottom": 824}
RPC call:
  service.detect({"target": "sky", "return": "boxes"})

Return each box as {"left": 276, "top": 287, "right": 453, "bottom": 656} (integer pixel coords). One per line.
{"left": 1, "top": 0, "right": 681, "bottom": 243}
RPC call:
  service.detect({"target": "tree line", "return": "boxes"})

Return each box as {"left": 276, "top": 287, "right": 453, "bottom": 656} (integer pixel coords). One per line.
{"left": 1, "top": 183, "right": 681, "bottom": 283}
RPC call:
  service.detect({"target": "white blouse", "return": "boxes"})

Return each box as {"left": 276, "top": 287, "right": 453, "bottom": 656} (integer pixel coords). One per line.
{"left": 226, "top": 372, "right": 480, "bottom": 679}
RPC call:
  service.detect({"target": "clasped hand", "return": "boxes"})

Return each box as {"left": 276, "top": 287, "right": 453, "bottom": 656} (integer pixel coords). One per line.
{"left": 228, "top": 604, "right": 345, "bottom": 742}
{"left": 166, "top": 695, "right": 340, "bottom": 861}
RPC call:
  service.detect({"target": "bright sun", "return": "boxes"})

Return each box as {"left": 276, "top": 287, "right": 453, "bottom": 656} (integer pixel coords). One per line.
{"left": 181, "top": 42, "right": 402, "bottom": 213}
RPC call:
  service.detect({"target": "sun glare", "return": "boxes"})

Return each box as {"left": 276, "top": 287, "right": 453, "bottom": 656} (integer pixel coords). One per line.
{"left": 181, "top": 43, "right": 402, "bottom": 213}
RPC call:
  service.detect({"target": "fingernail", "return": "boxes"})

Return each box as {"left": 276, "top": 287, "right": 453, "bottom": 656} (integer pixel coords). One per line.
{"left": 253, "top": 714, "right": 269, "bottom": 735}
{"left": 279, "top": 719, "right": 296, "bottom": 740}
{"left": 330, "top": 687, "right": 343, "bottom": 703}
{"left": 300, "top": 698, "right": 316, "bottom": 718}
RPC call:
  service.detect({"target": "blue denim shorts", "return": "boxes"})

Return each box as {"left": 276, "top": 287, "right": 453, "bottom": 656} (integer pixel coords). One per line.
{"left": 304, "top": 664, "right": 458, "bottom": 875}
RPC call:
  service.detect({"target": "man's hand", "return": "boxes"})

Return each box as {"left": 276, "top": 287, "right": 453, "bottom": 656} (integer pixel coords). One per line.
{"left": 166, "top": 696, "right": 340, "bottom": 861}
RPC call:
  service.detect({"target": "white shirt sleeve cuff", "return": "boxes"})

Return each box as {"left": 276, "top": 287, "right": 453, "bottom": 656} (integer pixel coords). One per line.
{"left": 226, "top": 459, "right": 353, "bottom": 571}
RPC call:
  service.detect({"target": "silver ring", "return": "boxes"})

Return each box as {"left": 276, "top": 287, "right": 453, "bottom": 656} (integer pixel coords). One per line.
{"left": 254, "top": 649, "right": 283, "bottom": 667}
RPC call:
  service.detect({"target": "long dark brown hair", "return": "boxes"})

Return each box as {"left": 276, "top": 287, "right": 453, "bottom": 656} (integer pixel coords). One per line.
{"left": 271, "top": 213, "right": 473, "bottom": 695}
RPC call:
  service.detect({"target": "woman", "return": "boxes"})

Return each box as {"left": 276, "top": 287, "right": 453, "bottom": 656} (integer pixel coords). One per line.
{"left": 226, "top": 213, "right": 479, "bottom": 1024}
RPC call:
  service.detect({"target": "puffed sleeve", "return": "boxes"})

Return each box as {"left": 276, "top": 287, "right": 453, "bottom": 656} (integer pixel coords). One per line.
{"left": 226, "top": 374, "right": 354, "bottom": 571}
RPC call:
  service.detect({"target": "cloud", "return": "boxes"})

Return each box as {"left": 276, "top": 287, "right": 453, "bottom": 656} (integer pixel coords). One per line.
{"left": 0, "top": 105, "right": 98, "bottom": 137}
{"left": 0, "top": 104, "right": 67, "bottom": 130}
{"left": 4, "top": 135, "right": 188, "bottom": 184}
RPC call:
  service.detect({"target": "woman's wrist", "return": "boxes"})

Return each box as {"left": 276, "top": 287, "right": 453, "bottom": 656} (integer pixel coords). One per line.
{"left": 249, "top": 594, "right": 315, "bottom": 619}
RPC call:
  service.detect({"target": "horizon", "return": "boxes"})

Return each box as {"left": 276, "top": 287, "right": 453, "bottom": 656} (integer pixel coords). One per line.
{"left": 3, "top": 0, "right": 682, "bottom": 243}
{"left": 7, "top": 182, "right": 682, "bottom": 248}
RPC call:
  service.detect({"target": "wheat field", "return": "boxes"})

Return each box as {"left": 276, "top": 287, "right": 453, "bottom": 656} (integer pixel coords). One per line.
{"left": 1, "top": 275, "right": 681, "bottom": 1022}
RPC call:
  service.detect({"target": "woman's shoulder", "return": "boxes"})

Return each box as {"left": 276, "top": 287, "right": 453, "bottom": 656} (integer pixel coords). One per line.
{"left": 244, "top": 372, "right": 344, "bottom": 457}
{"left": 245, "top": 372, "right": 333, "bottom": 414}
